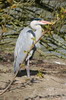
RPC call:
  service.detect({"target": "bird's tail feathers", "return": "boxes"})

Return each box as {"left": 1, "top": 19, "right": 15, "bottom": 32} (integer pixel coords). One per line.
{"left": 14, "top": 60, "right": 20, "bottom": 73}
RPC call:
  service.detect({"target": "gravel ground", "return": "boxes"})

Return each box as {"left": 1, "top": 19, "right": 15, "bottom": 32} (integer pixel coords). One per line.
{"left": 0, "top": 58, "right": 66, "bottom": 100}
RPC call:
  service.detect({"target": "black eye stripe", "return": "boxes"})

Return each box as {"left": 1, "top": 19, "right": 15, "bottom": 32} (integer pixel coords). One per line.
{"left": 33, "top": 18, "right": 42, "bottom": 21}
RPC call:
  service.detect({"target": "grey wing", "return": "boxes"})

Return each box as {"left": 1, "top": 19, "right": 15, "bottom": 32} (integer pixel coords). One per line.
{"left": 14, "top": 27, "right": 35, "bottom": 73}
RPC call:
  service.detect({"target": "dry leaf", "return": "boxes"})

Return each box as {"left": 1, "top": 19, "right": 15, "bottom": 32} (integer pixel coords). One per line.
{"left": 11, "top": 4, "right": 17, "bottom": 9}
{"left": 2, "top": 25, "right": 7, "bottom": 33}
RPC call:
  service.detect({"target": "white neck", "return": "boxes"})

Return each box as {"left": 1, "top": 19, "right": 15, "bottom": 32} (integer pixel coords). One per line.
{"left": 35, "top": 25, "right": 42, "bottom": 41}
{"left": 30, "top": 21, "right": 42, "bottom": 41}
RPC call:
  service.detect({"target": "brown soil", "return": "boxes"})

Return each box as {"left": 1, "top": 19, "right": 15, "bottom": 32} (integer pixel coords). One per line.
{"left": 0, "top": 58, "right": 66, "bottom": 100}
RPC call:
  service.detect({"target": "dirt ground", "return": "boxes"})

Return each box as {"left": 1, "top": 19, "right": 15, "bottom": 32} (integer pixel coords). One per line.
{"left": 0, "top": 58, "right": 66, "bottom": 100}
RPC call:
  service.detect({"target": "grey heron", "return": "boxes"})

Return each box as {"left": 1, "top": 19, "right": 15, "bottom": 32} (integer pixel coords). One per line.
{"left": 14, "top": 18, "right": 51, "bottom": 77}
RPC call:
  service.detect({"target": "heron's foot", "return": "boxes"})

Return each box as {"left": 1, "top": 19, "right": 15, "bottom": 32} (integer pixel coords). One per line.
{"left": 15, "top": 77, "right": 28, "bottom": 84}
{"left": 14, "top": 77, "right": 23, "bottom": 84}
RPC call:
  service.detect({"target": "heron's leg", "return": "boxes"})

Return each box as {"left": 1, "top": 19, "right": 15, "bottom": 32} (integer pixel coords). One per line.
{"left": 26, "top": 50, "right": 33, "bottom": 77}
{"left": 26, "top": 59, "right": 30, "bottom": 77}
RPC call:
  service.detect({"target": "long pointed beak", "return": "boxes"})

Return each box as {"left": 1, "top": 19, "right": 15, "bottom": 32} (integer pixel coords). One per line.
{"left": 41, "top": 20, "right": 52, "bottom": 25}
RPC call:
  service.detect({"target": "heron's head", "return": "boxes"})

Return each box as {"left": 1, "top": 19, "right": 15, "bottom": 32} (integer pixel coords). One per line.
{"left": 30, "top": 18, "right": 51, "bottom": 29}
{"left": 31, "top": 18, "right": 51, "bottom": 25}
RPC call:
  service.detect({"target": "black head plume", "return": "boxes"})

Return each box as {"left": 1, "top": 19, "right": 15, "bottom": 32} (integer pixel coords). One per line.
{"left": 33, "top": 18, "right": 43, "bottom": 21}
